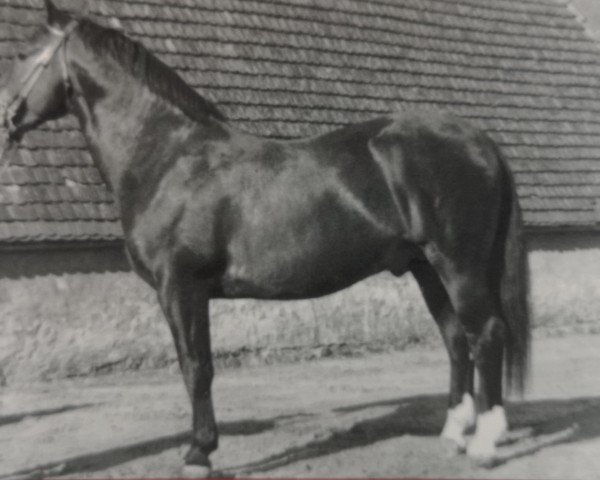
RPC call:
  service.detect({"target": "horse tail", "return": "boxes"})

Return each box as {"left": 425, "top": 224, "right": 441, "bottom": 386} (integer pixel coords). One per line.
{"left": 494, "top": 144, "right": 531, "bottom": 396}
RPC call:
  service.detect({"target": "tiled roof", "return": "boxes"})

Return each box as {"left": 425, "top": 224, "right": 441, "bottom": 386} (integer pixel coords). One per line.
{"left": 1, "top": 0, "right": 600, "bottom": 244}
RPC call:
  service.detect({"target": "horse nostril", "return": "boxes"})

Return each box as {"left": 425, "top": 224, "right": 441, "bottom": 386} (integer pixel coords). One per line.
{"left": 4, "top": 100, "right": 26, "bottom": 132}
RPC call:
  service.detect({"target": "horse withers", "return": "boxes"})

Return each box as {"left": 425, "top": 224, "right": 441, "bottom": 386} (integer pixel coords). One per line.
{"left": 0, "top": 1, "right": 530, "bottom": 475}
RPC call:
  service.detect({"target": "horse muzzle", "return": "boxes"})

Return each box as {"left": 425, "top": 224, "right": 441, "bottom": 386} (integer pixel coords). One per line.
{"left": 0, "top": 90, "right": 21, "bottom": 132}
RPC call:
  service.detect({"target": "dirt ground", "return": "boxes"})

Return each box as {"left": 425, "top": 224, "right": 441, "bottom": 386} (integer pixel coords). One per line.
{"left": 1, "top": 334, "right": 600, "bottom": 480}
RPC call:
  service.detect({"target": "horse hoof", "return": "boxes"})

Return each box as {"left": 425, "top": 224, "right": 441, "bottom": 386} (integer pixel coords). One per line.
{"left": 440, "top": 425, "right": 468, "bottom": 453}
{"left": 441, "top": 436, "right": 466, "bottom": 455}
{"left": 440, "top": 393, "right": 475, "bottom": 454}
{"left": 181, "top": 464, "right": 212, "bottom": 478}
{"left": 466, "top": 441, "right": 496, "bottom": 467}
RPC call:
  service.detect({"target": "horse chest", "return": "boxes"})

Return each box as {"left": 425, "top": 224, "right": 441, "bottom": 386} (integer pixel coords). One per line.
{"left": 124, "top": 197, "right": 220, "bottom": 284}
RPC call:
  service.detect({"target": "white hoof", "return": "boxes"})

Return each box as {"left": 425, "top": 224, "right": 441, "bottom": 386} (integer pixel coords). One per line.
{"left": 467, "top": 437, "right": 496, "bottom": 460}
{"left": 467, "top": 405, "right": 508, "bottom": 461}
{"left": 440, "top": 393, "right": 476, "bottom": 451}
{"left": 181, "top": 464, "right": 212, "bottom": 478}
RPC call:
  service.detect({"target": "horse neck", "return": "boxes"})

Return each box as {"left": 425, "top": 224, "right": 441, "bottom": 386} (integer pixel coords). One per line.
{"left": 66, "top": 33, "right": 226, "bottom": 194}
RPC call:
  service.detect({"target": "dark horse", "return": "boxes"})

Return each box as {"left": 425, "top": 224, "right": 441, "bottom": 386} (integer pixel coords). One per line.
{"left": 0, "top": 1, "right": 530, "bottom": 475}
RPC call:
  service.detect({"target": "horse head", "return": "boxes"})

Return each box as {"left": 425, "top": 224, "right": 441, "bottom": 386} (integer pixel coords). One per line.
{"left": 0, "top": 0, "right": 78, "bottom": 144}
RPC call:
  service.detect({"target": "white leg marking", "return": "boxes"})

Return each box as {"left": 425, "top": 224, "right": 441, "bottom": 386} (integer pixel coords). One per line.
{"left": 467, "top": 405, "right": 508, "bottom": 460}
{"left": 441, "top": 393, "right": 476, "bottom": 450}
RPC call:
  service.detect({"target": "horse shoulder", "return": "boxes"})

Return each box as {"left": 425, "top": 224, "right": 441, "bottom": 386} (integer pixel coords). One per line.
{"left": 122, "top": 135, "right": 246, "bottom": 284}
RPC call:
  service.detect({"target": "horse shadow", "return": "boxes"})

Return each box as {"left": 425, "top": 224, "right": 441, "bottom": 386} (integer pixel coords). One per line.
{"left": 227, "top": 393, "right": 600, "bottom": 475}
{"left": 0, "top": 414, "right": 285, "bottom": 480}
{"left": 0, "top": 403, "right": 95, "bottom": 427}
{"left": 3, "top": 395, "right": 599, "bottom": 478}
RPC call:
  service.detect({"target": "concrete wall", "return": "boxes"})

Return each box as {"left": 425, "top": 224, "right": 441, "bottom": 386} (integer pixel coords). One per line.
{"left": 1, "top": 232, "right": 599, "bottom": 383}
{"left": 527, "top": 232, "right": 600, "bottom": 335}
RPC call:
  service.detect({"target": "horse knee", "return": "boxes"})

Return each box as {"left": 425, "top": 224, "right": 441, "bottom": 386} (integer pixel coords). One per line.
{"left": 189, "top": 360, "right": 214, "bottom": 388}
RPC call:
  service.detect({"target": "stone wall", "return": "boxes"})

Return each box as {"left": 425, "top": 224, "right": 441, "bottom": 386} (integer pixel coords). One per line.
{"left": 1, "top": 232, "right": 599, "bottom": 384}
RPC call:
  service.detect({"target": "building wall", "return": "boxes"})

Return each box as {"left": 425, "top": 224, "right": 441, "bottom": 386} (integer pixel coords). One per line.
{"left": 1, "top": 232, "right": 599, "bottom": 383}
{"left": 526, "top": 232, "right": 600, "bottom": 335}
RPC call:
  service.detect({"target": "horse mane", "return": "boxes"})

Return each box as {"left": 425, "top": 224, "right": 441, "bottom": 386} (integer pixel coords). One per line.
{"left": 76, "top": 18, "right": 227, "bottom": 124}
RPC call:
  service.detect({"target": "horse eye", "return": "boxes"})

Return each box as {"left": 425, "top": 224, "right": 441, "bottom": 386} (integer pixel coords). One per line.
{"left": 17, "top": 52, "right": 27, "bottom": 61}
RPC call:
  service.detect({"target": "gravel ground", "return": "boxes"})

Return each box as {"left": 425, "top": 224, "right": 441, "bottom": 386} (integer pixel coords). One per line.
{"left": 1, "top": 334, "right": 600, "bottom": 479}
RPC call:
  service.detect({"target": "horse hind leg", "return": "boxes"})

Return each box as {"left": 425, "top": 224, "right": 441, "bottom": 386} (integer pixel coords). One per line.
{"left": 432, "top": 261, "right": 508, "bottom": 461}
{"left": 465, "top": 312, "right": 508, "bottom": 460}
{"left": 409, "top": 260, "right": 476, "bottom": 451}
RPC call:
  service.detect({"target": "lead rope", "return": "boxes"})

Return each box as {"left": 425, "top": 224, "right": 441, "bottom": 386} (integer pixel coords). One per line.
{"left": 0, "top": 89, "right": 9, "bottom": 165}
{"left": 0, "top": 126, "right": 14, "bottom": 188}
{"left": 0, "top": 123, "right": 11, "bottom": 168}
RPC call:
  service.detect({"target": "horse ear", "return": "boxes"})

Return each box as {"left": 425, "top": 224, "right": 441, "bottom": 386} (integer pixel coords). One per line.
{"left": 44, "top": 0, "right": 61, "bottom": 26}
{"left": 72, "top": 0, "right": 90, "bottom": 20}
{"left": 45, "top": 0, "right": 74, "bottom": 29}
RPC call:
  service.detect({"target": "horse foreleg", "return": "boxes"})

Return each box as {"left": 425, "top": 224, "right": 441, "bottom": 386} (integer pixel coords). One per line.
{"left": 409, "top": 261, "right": 475, "bottom": 451}
{"left": 158, "top": 273, "right": 217, "bottom": 477}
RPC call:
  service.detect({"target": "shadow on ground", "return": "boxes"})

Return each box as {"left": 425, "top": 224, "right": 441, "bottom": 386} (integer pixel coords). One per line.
{"left": 0, "top": 404, "right": 95, "bottom": 427}
{"left": 0, "top": 417, "right": 278, "bottom": 479}
{"left": 3, "top": 394, "right": 600, "bottom": 478}
{"left": 228, "top": 394, "right": 600, "bottom": 474}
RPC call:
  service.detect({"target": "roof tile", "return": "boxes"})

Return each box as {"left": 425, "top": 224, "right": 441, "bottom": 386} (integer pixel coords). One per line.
{"left": 1, "top": 0, "right": 600, "bottom": 244}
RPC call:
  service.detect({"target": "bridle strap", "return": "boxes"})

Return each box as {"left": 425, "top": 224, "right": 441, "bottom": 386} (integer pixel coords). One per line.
{"left": 3, "top": 20, "right": 78, "bottom": 132}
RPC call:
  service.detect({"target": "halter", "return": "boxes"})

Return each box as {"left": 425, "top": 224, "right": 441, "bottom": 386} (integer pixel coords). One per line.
{"left": 1, "top": 20, "right": 78, "bottom": 134}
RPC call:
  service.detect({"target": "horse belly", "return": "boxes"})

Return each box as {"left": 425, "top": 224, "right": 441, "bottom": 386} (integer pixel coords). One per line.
{"left": 219, "top": 255, "right": 381, "bottom": 300}
{"left": 217, "top": 213, "right": 406, "bottom": 299}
